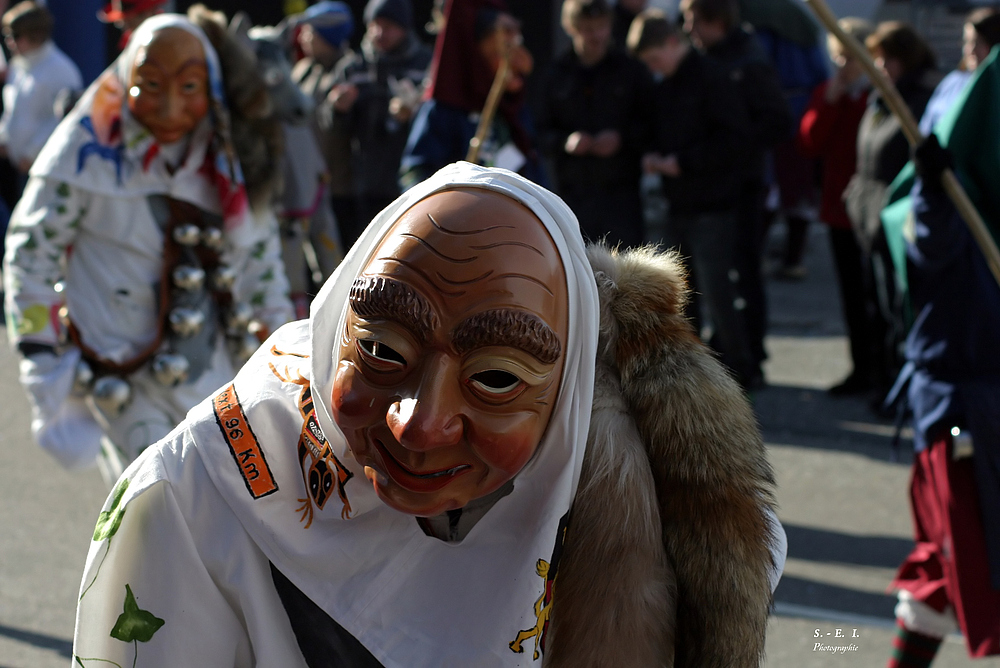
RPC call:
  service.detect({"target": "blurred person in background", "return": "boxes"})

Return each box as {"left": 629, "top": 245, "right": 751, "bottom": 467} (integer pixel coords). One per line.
{"left": 399, "top": 0, "right": 545, "bottom": 188}
{"left": 612, "top": 0, "right": 646, "bottom": 49}
{"left": 843, "top": 21, "right": 939, "bottom": 407}
{"left": 292, "top": 1, "right": 358, "bottom": 257}
{"left": 798, "top": 17, "right": 875, "bottom": 396}
{"left": 920, "top": 7, "right": 1000, "bottom": 135}
{"left": 538, "top": 0, "right": 653, "bottom": 248}
{"left": 741, "top": 0, "right": 829, "bottom": 281}
{"left": 4, "top": 15, "right": 292, "bottom": 484}
{"left": 629, "top": 9, "right": 757, "bottom": 389}
{"left": 328, "top": 0, "right": 431, "bottom": 247}
{"left": 0, "top": 1, "right": 82, "bottom": 176}
{"left": 881, "top": 41, "right": 1000, "bottom": 667}
{"left": 681, "top": 0, "right": 793, "bottom": 388}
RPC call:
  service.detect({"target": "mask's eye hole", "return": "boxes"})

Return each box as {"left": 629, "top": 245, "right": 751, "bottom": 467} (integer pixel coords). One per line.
{"left": 467, "top": 370, "right": 525, "bottom": 402}
{"left": 357, "top": 339, "right": 406, "bottom": 372}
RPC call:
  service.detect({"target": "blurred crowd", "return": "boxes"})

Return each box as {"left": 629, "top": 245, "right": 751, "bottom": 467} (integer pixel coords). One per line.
{"left": 0, "top": 0, "right": 997, "bottom": 459}
{"left": 2, "top": 0, "right": 1000, "bottom": 663}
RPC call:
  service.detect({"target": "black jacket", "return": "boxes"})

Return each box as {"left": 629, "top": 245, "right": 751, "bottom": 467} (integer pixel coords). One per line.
{"left": 331, "top": 33, "right": 432, "bottom": 199}
{"left": 651, "top": 49, "right": 751, "bottom": 215}
{"left": 538, "top": 47, "right": 653, "bottom": 192}
{"left": 705, "top": 26, "right": 793, "bottom": 178}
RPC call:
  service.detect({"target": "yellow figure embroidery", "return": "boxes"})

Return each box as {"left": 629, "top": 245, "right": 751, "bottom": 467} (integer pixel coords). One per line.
{"left": 509, "top": 559, "right": 555, "bottom": 660}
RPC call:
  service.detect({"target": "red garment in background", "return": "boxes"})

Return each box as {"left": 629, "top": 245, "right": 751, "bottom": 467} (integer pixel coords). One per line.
{"left": 890, "top": 433, "right": 1000, "bottom": 657}
{"left": 423, "top": 0, "right": 532, "bottom": 156}
{"left": 798, "top": 80, "right": 868, "bottom": 230}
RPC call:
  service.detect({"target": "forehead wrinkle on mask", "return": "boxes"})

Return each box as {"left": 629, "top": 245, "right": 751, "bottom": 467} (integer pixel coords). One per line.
{"left": 426, "top": 212, "right": 516, "bottom": 236}
{"left": 436, "top": 269, "right": 494, "bottom": 286}
{"left": 487, "top": 272, "right": 555, "bottom": 297}
{"left": 375, "top": 257, "right": 467, "bottom": 298}
{"left": 399, "top": 233, "right": 478, "bottom": 264}
{"left": 468, "top": 240, "right": 545, "bottom": 257}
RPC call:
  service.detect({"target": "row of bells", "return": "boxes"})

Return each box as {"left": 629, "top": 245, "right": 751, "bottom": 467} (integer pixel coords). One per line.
{"left": 73, "top": 323, "right": 263, "bottom": 417}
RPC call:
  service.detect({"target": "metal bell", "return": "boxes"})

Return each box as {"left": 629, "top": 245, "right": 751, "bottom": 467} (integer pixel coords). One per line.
{"left": 151, "top": 352, "right": 190, "bottom": 387}
{"left": 172, "top": 265, "right": 206, "bottom": 291}
{"left": 168, "top": 307, "right": 205, "bottom": 337}
{"left": 226, "top": 302, "right": 254, "bottom": 333}
{"left": 173, "top": 223, "right": 202, "bottom": 246}
{"left": 212, "top": 265, "right": 238, "bottom": 292}
{"left": 201, "top": 226, "right": 224, "bottom": 250}
{"left": 92, "top": 376, "right": 132, "bottom": 416}
{"left": 58, "top": 305, "right": 70, "bottom": 329}
{"left": 72, "top": 359, "right": 95, "bottom": 395}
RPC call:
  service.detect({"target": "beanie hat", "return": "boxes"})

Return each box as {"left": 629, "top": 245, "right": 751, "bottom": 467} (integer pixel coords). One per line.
{"left": 303, "top": 1, "right": 354, "bottom": 47}
{"left": 363, "top": 0, "right": 413, "bottom": 30}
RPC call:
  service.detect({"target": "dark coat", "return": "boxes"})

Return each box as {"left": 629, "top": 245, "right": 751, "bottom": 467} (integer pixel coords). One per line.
{"left": 705, "top": 26, "right": 793, "bottom": 179}
{"left": 331, "top": 33, "right": 432, "bottom": 200}
{"left": 537, "top": 47, "right": 654, "bottom": 193}
{"left": 651, "top": 48, "right": 751, "bottom": 215}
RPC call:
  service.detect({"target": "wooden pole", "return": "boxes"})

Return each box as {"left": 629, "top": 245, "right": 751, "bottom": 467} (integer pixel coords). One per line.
{"left": 803, "top": 0, "right": 1000, "bottom": 287}
{"left": 466, "top": 50, "right": 511, "bottom": 164}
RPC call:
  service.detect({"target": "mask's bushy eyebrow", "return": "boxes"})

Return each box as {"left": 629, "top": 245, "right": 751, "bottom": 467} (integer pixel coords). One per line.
{"left": 349, "top": 276, "right": 438, "bottom": 342}
{"left": 452, "top": 309, "right": 561, "bottom": 364}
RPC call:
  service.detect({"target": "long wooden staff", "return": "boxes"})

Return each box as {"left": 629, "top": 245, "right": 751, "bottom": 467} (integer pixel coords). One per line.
{"left": 804, "top": 0, "right": 1000, "bottom": 288}
{"left": 466, "top": 47, "right": 511, "bottom": 164}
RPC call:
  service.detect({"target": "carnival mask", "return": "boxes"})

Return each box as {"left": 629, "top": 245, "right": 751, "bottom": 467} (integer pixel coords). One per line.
{"left": 331, "top": 188, "right": 569, "bottom": 517}
{"left": 127, "top": 27, "right": 210, "bottom": 145}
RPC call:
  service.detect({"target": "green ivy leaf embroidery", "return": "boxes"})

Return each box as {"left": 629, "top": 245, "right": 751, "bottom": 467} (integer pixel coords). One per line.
{"left": 56, "top": 182, "right": 70, "bottom": 198}
{"left": 110, "top": 584, "right": 165, "bottom": 643}
{"left": 251, "top": 241, "right": 266, "bottom": 260}
{"left": 56, "top": 204, "right": 67, "bottom": 215}
{"left": 259, "top": 268, "right": 274, "bottom": 282}
{"left": 250, "top": 292, "right": 265, "bottom": 307}
{"left": 93, "top": 477, "right": 129, "bottom": 541}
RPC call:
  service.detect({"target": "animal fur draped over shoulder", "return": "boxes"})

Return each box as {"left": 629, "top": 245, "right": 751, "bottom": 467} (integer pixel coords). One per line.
{"left": 547, "top": 245, "right": 777, "bottom": 668}
{"left": 188, "top": 4, "right": 283, "bottom": 212}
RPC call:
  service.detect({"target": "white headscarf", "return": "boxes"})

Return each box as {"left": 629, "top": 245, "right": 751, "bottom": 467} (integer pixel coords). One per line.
{"left": 191, "top": 162, "right": 599, "bottom": 667}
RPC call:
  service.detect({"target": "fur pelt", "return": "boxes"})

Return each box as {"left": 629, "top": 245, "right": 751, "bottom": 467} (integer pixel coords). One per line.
{"left": 188, "top": 4, "right": 283, "bottom": 212}
{"left": 549, "top": 244, "right": 777, "bottom": 667}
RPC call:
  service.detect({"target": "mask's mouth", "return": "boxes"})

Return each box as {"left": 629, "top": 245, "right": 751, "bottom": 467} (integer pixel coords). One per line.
{"left": 371, "top": 437, "right": 472, "bottom": 492}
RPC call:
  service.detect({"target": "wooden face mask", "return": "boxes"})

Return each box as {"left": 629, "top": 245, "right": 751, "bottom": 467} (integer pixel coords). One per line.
{"left": 331, "top": 188, "right": 569, "bottom": 517}
{"left": 127, "top": 26, "right": 210, "bottom": 145}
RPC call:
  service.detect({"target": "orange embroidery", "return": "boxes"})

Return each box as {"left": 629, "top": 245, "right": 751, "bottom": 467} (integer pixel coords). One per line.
{"left": 213, "top": 384, "right": 278, "bottom": 499}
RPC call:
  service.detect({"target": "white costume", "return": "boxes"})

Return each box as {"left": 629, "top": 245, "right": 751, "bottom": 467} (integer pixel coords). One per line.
{"left": 0, "top": 39, "right": 82, "bottom": 167}
{"left": 72, "top": 162, "right": 599, "bottom": 667}
{"left": 4, "top": 16, "right": 293, "bottom": 480}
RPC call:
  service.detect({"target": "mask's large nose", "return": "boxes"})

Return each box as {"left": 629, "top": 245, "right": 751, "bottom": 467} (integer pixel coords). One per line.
{"left": 386, "top": 353, "right": 464, "bottom": 452}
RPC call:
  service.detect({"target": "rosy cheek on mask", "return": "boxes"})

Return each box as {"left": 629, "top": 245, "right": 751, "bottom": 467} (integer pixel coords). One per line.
{"left": 331, "top": 361, "right": 383, "bottom": 428}
{"left": 471, "top": 420, "right": 541, "bottom": 474}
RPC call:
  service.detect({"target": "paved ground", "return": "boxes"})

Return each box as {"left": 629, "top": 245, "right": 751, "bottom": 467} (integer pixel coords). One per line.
{"left": 0, "top": 220, "right": 997, "bottom": 667}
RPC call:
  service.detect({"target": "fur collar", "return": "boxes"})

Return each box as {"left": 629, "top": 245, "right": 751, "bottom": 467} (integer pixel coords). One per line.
{"left": 547, "top": 245, "right": 777, "bottom": 667}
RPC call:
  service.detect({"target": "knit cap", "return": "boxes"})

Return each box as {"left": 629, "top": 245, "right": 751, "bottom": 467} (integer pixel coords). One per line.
{"left": 303, "top": 1, "right": 354, "bottom": 47}
{"left": 363, "top": 0, "right": 413, "bottom": 30}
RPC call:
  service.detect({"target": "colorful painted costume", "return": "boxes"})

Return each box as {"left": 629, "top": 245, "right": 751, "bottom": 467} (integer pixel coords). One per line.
{"left": 73, "top": 163, "right": 782, "bottom": 667}
{"left": 3, "top": 16, "right": 292, "bottom": 482}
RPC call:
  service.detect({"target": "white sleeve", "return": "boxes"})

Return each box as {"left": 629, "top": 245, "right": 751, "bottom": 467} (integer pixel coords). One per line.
{"left": 73, "top": 477, "right": 256, "bottom": 667}
{"left": 4, "top": 176, "right": 87, "bottom": 348}
{"left": 226, "top": 207, "right": 295, "bottom": 336}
